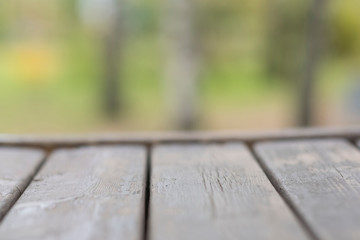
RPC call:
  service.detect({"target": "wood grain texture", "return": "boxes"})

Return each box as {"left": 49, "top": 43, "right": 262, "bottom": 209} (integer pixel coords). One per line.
{"left": 150, "top": 143, "right": 309, "bottom": 240}
{"left": 0, "top": 147, "right": 45, "bottom": 221}
{"left": 0, "top": 146, "right": 146, "bottom": 240}
{"left": 255, "top": 139, "right": 360, "bottom": 240}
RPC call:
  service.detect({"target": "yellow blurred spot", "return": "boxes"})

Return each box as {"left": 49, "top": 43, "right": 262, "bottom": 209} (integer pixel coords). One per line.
{"left": 6, "top": 43, "right": 60, "bottom": 84}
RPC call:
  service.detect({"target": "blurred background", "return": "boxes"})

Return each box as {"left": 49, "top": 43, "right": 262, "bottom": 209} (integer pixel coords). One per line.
{"left": 0, "top": 0, "right": 359, "bottom": 134}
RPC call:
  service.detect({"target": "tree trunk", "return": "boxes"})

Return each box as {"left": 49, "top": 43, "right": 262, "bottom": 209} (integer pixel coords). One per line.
{"left": 164, "top": 0, "right": 200, "bottom": 130}
{"left": 102, "top": 0, "right": 125, "bottom": 120}
{"left": 297, "top": 0, "right": 327, "bottom": 126}
{"left": 103, "top": 19, "right": 122, "bottom": 119}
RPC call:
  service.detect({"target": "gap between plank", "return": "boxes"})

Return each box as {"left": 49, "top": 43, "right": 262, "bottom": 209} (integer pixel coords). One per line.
{"left": 247, "top": 144, "right": 320, "bottom": 240}
{"left": 0, "top": 150, "right": 51, "bottom": 224}
{"left": 345, "top": 138, "right": 359, "bottom": 149}
{"left": 143, "top": 144, "right": 152, "bottom": 240}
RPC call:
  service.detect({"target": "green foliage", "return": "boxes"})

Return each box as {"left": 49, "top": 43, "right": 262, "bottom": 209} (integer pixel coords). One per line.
{"left": 328, "top": 1, "right": 360, "bottom": 58}
{"left": 0, "top": 0, "right": 359, "bottom": 132}
{"left": 263, "top": 0, "right": 309, "bottom": 83}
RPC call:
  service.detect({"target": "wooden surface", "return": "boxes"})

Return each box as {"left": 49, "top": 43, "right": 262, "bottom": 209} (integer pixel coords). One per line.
{"left": 0, "top": 132, "right": 360, "bottom": 240}
{"left": 255, "top": 139, "right": 360, "bottom": 240}
{"left": 0, "top": 126, "right": 360, "bottom": 147}
{"left": 0, "top": 147, "right": 45, "bottom": 220}
{"left": 150, "top": 143, "right": 309, "bottom": 240}
{"left": 0, "top": 146, "right": 146, "bottom": 240}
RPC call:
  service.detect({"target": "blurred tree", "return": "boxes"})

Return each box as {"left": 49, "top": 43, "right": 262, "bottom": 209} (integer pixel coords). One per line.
{"left": 263, "top": 0, "right": 329, "bottom": 126}
{"left": 103, "top": 13, "right": 123, "bottom": 119}
{"left": 63, "top": 0, "right": 78, "bottom": 22}
{"left": 78, "top": 0, "right": 125, "bottom": 119}
{"left": 297, "top": 0, "right": 327, "bottom": 126}
{"left": 164, "top": 0, "right": 200, "bottom": 130}
{"left": 264, "top": 0, "right": 308, "bottom": 84}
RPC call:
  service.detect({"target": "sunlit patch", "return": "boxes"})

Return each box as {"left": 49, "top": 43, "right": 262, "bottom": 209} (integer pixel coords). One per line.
{"left": 5, "top": 43, "right": 60, "bottom": 84}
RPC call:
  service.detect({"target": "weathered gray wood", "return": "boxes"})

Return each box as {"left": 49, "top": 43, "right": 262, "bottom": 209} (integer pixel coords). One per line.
{"left": 150, "top": 143, "right": 309, "bottom": 240}
{"left": 0, "top": 147, "right": 45, "bottom": 220}
{"left": 1, "top": 126, "right": 359, "bottom": 148}
{"left": 255, "top": 139, "right": 360, "bottom": 240}
{"left": 0, "top": 146, "right": 146, "bottom": 240}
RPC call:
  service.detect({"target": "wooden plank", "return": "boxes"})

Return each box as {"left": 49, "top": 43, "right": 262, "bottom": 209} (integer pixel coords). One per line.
{"left": 150, "top": 143, "right": 309, "bottom": 240}
{"left": 0, "top": 147, "right": 45, "bottom": 221}
{"left": 255, "top": 139, "right": 360, "bottom": 240}
{"left": 0, "top": 146, "right": 146, "bottom": 240}
{"left": 0, "top": 126, "right": 359, "bottom": 147}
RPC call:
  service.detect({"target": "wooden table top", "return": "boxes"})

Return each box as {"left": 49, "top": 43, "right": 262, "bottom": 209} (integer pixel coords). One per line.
{"left": 0, "top": 127, "right": 360, "bottom": 240}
